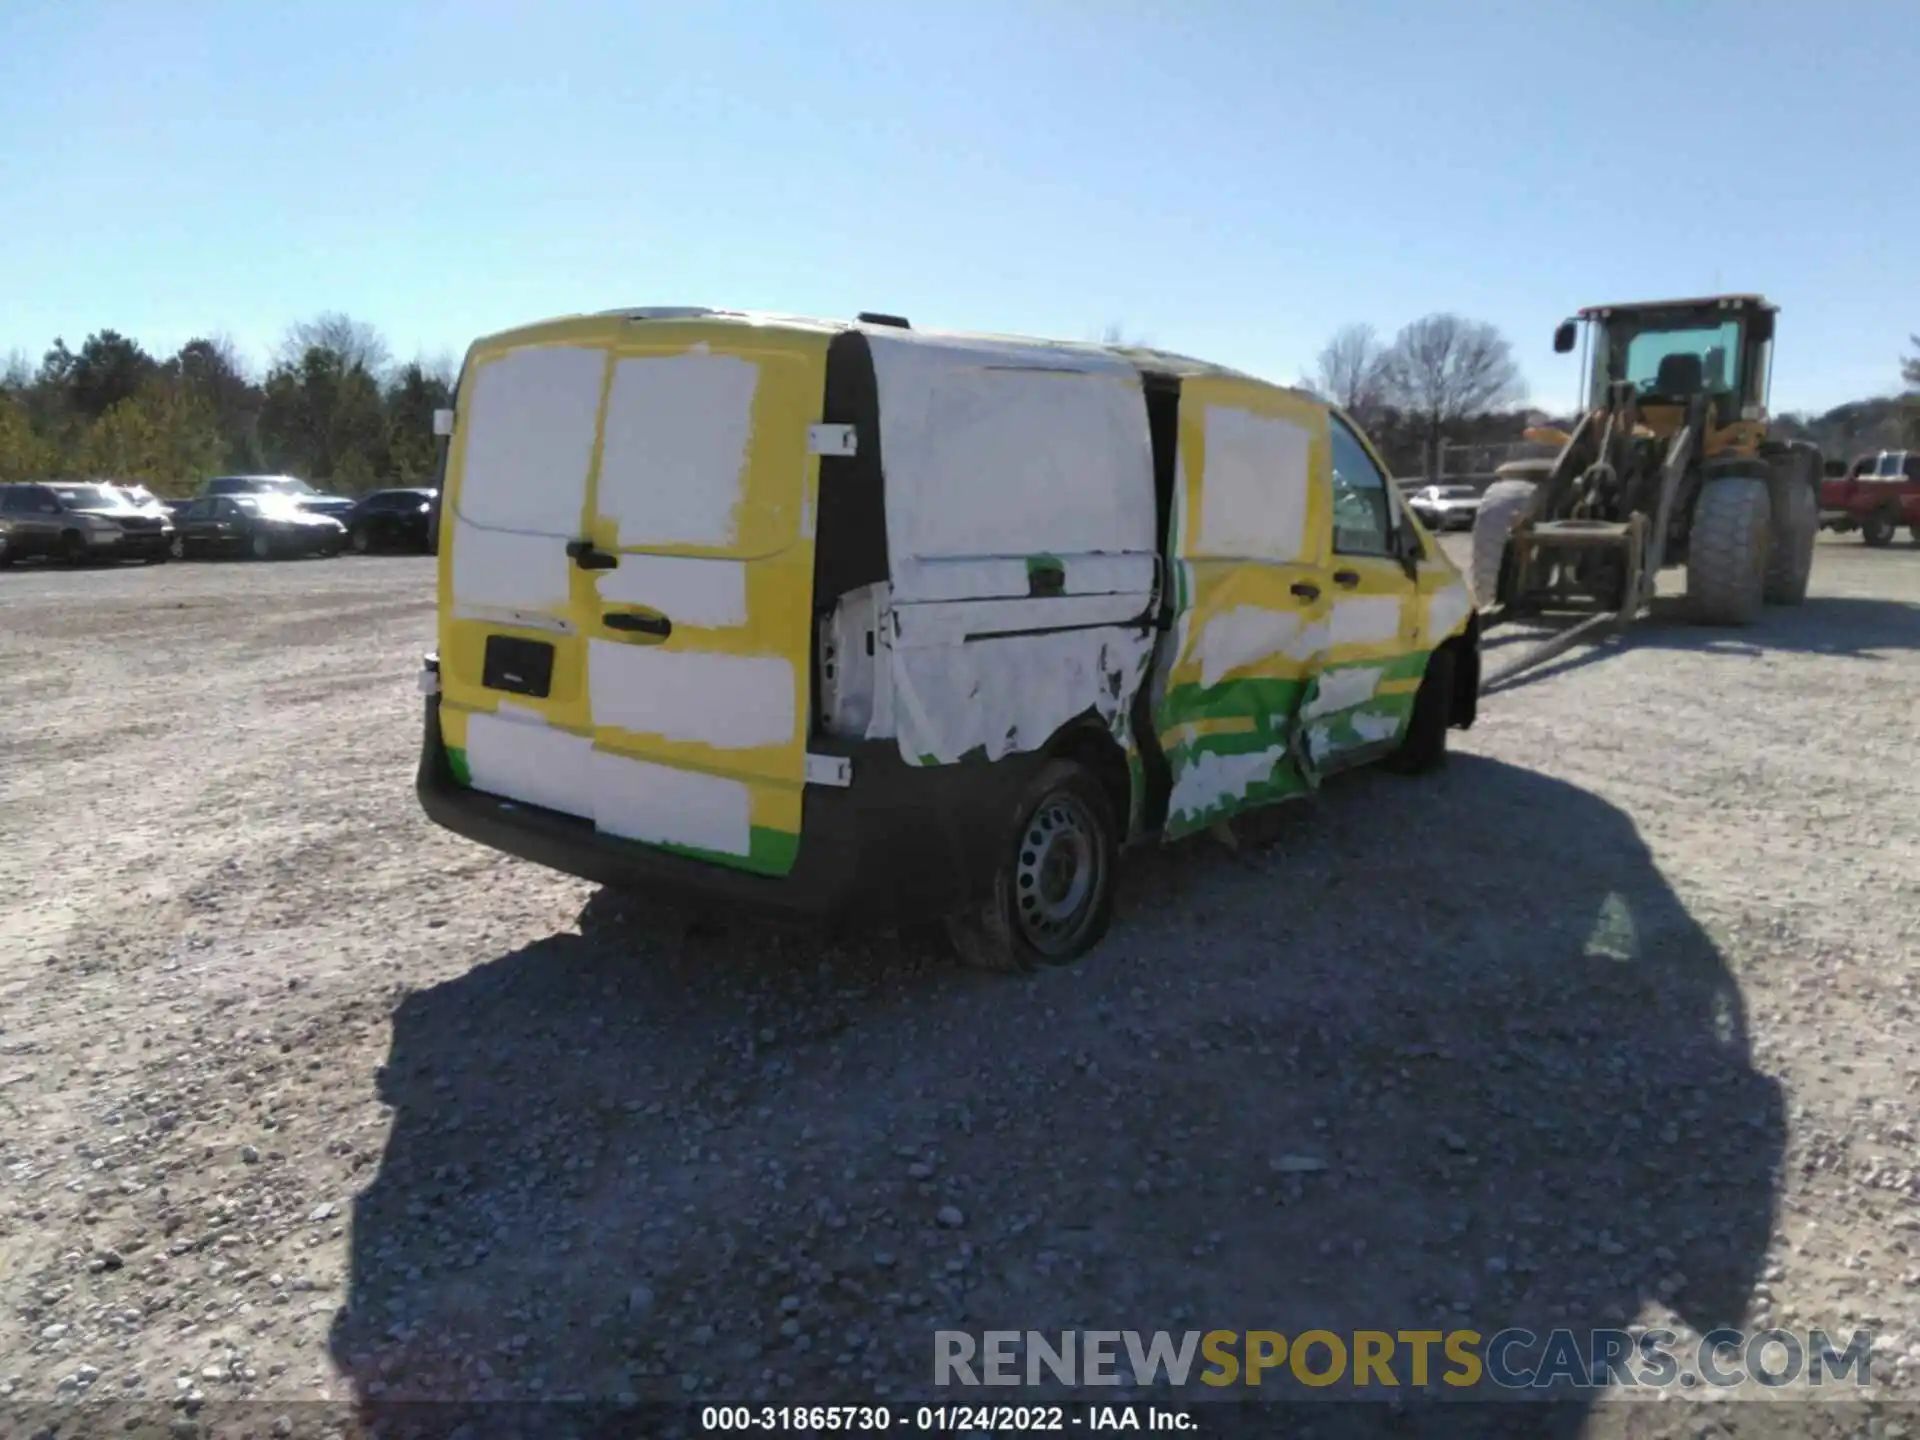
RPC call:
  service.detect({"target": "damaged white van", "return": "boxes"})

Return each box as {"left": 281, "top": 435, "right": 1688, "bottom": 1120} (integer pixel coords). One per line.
{"left": 416, "top": 308, "right": 1481, "bottom": 971}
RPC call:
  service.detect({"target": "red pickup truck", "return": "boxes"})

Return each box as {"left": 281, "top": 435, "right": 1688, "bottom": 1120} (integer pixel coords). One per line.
{"left": 1819, "top": 451, "right": 1920, "bottom": 546}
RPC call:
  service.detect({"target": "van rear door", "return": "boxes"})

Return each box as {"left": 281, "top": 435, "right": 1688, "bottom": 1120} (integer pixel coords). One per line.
{"left": 439, "top": 338, "right": 609, "bottom": 826}
{"left": 438, "top": 319, "right": 826, "bottom": 876}
{"left": 582, "top": 323, "right": 827, "bottom": 875}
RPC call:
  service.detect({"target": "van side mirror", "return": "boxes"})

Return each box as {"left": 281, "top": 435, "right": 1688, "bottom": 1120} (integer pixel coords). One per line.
{"left": 432, "top": 408, "right": 455, "bottom": 437}
{"left": 1552, "top": 320, "right": 1578, "bottom": 354}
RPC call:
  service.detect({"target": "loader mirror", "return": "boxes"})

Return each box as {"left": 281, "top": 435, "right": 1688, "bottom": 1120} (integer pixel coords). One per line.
{"left": 1749, "top": 310, "right": 1775, "bottom": 343}
{"left": 1552, "top": 320, "right": 1578, "bottom": 354}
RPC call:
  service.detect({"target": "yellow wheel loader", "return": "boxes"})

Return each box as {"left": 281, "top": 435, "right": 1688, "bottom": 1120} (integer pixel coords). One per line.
{"left": 1471, "top": 295, "right": 1822, "bottom": 686}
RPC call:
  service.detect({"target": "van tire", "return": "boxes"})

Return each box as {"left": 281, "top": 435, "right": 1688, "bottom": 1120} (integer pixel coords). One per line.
{"left": 946, "top": 759, "right": 1119, "bottom": 974}
{"left": 1387, "top": 646, "right": 1456, "bottom": 775}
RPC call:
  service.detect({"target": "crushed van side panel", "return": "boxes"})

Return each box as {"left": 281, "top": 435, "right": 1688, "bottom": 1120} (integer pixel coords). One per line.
{"left": 853, "top": 331, "right": 1161, "bottom": 768}
{"left": 1151, "top": 382, "right": 1333, "bottom": 837}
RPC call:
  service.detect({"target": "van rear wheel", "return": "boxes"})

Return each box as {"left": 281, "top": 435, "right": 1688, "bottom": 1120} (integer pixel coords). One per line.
{"left": 947, "top": 759, "right": 1119, "bottom": 974}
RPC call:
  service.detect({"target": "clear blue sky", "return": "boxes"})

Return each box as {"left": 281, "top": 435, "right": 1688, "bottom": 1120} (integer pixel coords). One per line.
{"left": 2, "top": 0, "right": 1913, "bottom": 414}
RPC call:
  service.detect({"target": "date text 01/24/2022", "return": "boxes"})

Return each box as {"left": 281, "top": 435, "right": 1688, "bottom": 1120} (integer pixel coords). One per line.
{"left": 698, "top": 1404, "right": 1197, "bottom": 1431}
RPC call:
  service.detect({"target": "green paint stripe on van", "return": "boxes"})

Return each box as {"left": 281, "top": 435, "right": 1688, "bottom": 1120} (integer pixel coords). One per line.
{"left": 1158, "top": 675, "right": 1308, "bottom": 729}
{"left": 446, "top": 746, "right": 471, "bottom": 787}
{"left": 640, "top": 825, "right": 799, "bottom": 878}
{"left": 1159, "top": 649, "right": 1429, "bottom": 730}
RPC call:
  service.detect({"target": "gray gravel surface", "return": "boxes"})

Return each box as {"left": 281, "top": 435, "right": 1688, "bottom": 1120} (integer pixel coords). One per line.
{"left": 2, "top": 539, "right": 1917, "bottom": 1437}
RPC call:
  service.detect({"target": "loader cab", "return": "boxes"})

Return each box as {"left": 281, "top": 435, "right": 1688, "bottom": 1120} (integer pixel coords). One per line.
{"left": 1559, "top": 295, "right": 1775, "bottom": 432}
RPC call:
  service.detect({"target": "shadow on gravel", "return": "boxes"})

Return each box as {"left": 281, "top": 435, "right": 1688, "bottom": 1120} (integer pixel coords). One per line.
{"left": 333, "top": 755, "right": 1784, "bottom": 1438}
{"left": 1484, "top": 593, "right": 1920, "bottom": 693}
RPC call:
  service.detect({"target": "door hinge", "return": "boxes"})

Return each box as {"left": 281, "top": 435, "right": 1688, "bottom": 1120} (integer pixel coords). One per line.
{"left": 805, "top": 753, "right": 853, "bottom": 787}
{"left": 808, "top": 424, "right": 858, "bottom": 458}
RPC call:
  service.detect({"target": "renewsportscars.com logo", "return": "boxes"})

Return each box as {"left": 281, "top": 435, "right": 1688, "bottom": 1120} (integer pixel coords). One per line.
{"left": 933, "top": 1328, "right": 1874, "bottom": 1392}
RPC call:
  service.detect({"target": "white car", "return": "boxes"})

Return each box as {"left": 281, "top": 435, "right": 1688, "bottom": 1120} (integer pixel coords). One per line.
{"left": 1408, "top": 483, "right": 1483, "bottom": 532}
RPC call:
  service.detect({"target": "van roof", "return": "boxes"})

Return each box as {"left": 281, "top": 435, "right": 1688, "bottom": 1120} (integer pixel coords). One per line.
{"left": 510, "top": 306, "right": 1284, "bottom": 392}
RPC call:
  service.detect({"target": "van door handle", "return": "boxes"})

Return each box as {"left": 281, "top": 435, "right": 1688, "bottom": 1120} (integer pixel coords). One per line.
{"left": 1290, "top": 581, "right": 1320, "bottom": 601}
{"left": 603, "top": 609, "right": 672, "bottom": 641}
{"left": 1333, "top": 569, "right": 1361, "bottom": 588}
{"left": 566, "top": 539, "right": 618, "bottom": 571}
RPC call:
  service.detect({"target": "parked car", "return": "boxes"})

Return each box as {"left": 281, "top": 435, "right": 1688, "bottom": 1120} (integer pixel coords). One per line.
{"left": 169, "top": 493, "right": 347, "bottom": 560}
{"left": 342, "top": 487, "right": 438, "bottom": 553}
{"left": 1406, "top": 483, "right": 1483, "bottom": 532}
{"left": 417, "top": 308, "right": 1481, "bottom": 972}
{"left": 0, "top": 481, "right": 175, "bottom": 564}
{"left": 1818, "top": 450, "right": 1920, "bottom": 546}
{"left": 204, "top": 473, "right": 317, "bottom": 498}
{"left": 0, "top": 517, "right": 12, "bottom": 567}
{"left": 202, "top": 473, "right": 361, "bottom": 524}
{"left": 298, "top": 494, "right": 359, "bottom": 523}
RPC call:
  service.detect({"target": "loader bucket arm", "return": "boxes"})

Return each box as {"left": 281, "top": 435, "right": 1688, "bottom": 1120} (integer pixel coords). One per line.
{"left": 1639, "top": 394, "right": 1707, "bottom": 600}
{"left": 1529, "top": 408, "right": 1600, "bottom": 522}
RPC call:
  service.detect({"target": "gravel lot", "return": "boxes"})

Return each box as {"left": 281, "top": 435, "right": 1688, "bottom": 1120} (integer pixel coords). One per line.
{"left": 2, "top": 538, "right": 1917, "bottom": 1436}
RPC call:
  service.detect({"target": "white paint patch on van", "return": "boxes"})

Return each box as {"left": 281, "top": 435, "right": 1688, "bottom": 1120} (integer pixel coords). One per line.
{"left": 588, "top": 643, "right": 795, "bottom": 750}
{"left": 889, "top": 626, "right": 1152, "bottom": 765}
{"left": 1300, "top": 665, "right": 1383, "bottom": 720}
{"left": 1349, "top": 709, "right": 1402, "bottom": 744}
{"left": 891, "top": 552, "right": 1158, "bottom": 604}
{"left": 450, "top": 518, "right": 573, "bottom": 613}
{"left": 595, "top": 555, "right": 748, "bottom": 629}
{"left": 464, "top": 709, "right": 594, "bottom": 820}
{"left": 596, "top": 353, "right": 760, "bottom": 549}
{"left": 1425, "top": 578, "right": 1473, "bottom": 643}
{"left": 1167, "top": 746, "right": 1284, "bottom": 826}
{"left": 457, "top": 345, "right": 605, "bottom": 537}
{"left": 1196, "top": 605, "right": 1304, "bottom": 687}
{"left": 590, "top": 750, "right": 752, "bottom": 857}
{"left": 866, "top": 334, "right": 1154, "bottom": 583}
{"left": 891, "top": 592, "right": 1149, "bottom": 649}
{"left": 1195, "top": 406, "right": 1311, "bottom": 561}
{"left": 1327, "top": 595, "right": 1402, "bottom": 649}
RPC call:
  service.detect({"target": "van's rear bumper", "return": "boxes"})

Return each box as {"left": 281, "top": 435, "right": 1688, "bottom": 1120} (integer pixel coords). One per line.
{"left": 415, "top": 697, "right": 1038, "bottom": 928}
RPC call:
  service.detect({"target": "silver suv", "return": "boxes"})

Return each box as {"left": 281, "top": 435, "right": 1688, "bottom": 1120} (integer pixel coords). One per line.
{"left": 0, "top": 482, "right": 175, "bottom": 565}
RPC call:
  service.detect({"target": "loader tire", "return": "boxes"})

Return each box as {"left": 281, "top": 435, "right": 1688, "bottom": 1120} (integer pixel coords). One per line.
{"left": 1762, "top": 476, "right": 1817, "bottom": 606}
{"left": 1686, "top": 476, "right": 1771, "bottom": 626}
{"left": 1469, "top": 477, "right": 1541, "bottom": 608}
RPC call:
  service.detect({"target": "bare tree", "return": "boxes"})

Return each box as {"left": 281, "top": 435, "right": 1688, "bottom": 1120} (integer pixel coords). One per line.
{"left": 418, "top": 349, "right": 460, "bottom": 390}
{"left": 1093, "top": 321, "right": 1154, "bottom": 349}
{"left": 276, "top": 312, "right": 391, "bottom": 378}
{"left": 1303, "top": 323, "right": 1391, "bottom": 427}
{"left": 1902, "top": 335, "right": 1919, "bottom": 391}
{"left": 2, "top": 348, "right": 34, "bottom": 394}
{"left": 1382, "top": 313, "right": 1527, "bottom": 477}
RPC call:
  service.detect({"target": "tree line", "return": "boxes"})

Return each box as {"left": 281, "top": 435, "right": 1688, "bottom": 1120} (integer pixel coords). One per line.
{"left": 1299, "top": 314, "right": 1920, "bottom": 478}
{"left": 3, "top": 311, "right": 1915, "bottom": 494}
{"left": 0, "top": 314, "right": 453, "bottom": 496}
